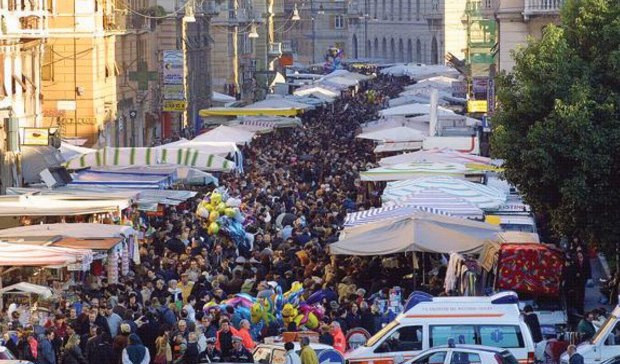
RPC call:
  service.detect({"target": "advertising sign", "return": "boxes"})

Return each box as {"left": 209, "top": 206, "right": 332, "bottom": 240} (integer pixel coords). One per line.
{"left": 162, "top": 50, "right": 184, "bottom": 85}
{"left": 163, "top": 84, "right": 185, "bottom": 100}
{"left": 163, "top": 100, "right": 186, "bottom": 112}
{"left": 21, "top": 128, "right": 50, "bottom": 146}
{"left": 467, "top": 100, "right": 488, "bottom": 113}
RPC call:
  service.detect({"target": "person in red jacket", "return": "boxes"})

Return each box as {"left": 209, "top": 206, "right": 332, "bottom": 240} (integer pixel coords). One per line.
{"left": 330, "top": 321, "right": 346, "bottom": 353}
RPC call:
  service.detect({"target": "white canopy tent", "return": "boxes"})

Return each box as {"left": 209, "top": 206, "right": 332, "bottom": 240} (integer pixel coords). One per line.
{"left": 374, "top": 141, "right": 424, "bottom": 153}
{"left": 212, "top": 91, "right": 236, "bottom": 103}
{"left": 59, "top": 142, "right": 96, "bottom": 162}
{"left": 383, "top": 176, "right": 507, "bottom": 210}
{"left": 360, "top": 162, "right": 481, "bottom": 182}
{"left": 379, "top": 103, "right": 455, "bottom": 117}
{"left": 0, "top": 195, "right": 131, "bottom": 216}
{"left": 293, "top": 85, "right": 340, "bottom": 99}
{"left": 331, "top": 208, "right": 500, "bottom": 255}
{"left": 157, "top": 140, "right": 239, "bottom": 156}
{"left": 192, "top": 125, "right": 255, "bottom": 145}
{"left": 0, "top": 223, "right": 135, "bottom": 239}
{"left": 379, "top": 148, "right": 492, "bottom": 167}
{"left": 0, "top": 282, "right": 54, "bottom": 299}
{"left": 0, "top": 242, "right": 93, "bottom": 266}
{"left": 246, "top": 97, "right": 314, "bottom": 111}
{"left": 356, "top": 126, "right": 426, "bottom": 143}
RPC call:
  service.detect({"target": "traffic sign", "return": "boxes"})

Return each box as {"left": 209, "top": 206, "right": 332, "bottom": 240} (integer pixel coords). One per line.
{"left": 129, "top": 110, "right": 137, "bottom": 119}
{"left": 318, "top": 348, "right": 345, "bottom": 364}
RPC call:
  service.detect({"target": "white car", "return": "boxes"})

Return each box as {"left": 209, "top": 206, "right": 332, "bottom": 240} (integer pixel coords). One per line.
{"left": 0, "top": 345, "right": 33, "bottom": 364}
{"left": 403, "top": 345, "right": 519, "bottom": 364}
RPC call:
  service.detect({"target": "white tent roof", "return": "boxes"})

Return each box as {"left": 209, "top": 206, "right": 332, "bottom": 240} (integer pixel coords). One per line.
{"left": 407, "top": 114, "right": 482, "bottom": 127}
{"left": 374, "top": 142, "right": 424, "bottom": 153}
{"left": 0, "top": 242, "right": 93, "bottom": 267}
{"left": 360, "top": 162, "right": 480, "bottom": 182}
{"left": 0, "top": 195, "right": 131, "bottom": 216}
{"left": 383, "top": 176, "right": 507, "bottom": 210}
{"left": 158, "top": 140, "right": 239, "bottom": 155}
{"left": 389, "top": 94, "right": 450, "bottom": 107}
{"left": 246, "top": 97, "right": 314, "bottom": 110}
{"left": 379, "top": 149, "right": 492, "bottom": 166}
{"left": 293, "top": 85, "right": 339, "bottom": 99}
{"left": 403, "top": 76, "right": 457, "bottom": 91}
{"left": 322, "top": 69, "right": 372, "bottom": 81}
{"left": 59, "top": 142, "right": 96, "bottom": 162}
{"left": 319, "top": 77, "right": 358, "bottom": 88}
{"left": 0, "top": 282, "right": 54, "bottom": 298}
{"left": 192, "top": 125, "right": 255, "bottom": 145}
{"left": 330, "top": 208, "right": 500, "bottom": 255}
{"left": 212, "top": 91, "right": 236, "bottom": 103}
{"left": 379, "top": 103, "right": 455, "bottom": 117}
{"left": 0, "top": 223, "right": 135, "bottom": 239}
{"left": 357, "top": 126, "right": 425, "bottom": 142}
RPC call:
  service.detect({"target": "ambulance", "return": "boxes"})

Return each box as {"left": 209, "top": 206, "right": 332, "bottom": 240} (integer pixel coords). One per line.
{"left": 345, "top": 291, "right": 537, "bottom": 364}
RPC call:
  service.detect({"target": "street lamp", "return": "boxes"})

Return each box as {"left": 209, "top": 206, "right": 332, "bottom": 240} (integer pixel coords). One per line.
{"left": 248, "top": 24, "right": 259, "bottom": 38}
{"left": 291, "top": 4, "right": 301, "bottom": 21}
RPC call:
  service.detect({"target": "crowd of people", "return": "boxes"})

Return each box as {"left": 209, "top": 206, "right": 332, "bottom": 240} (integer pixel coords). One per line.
{"left": 0, "top": 75, "right": 413, "bottom": 364}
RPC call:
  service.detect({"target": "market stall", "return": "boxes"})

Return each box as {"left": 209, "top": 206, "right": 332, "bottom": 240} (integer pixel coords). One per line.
{"left": 379, "top": 148, "right": 492, "bottom": 167}
{"left": 192, "top": 125, "right": 256, "bottom": 145}
{"left": 360, "top": 162, "right": 486, "bottom": 182}
{"left": 356, "top": 126, "right": 426, "bottom": 143}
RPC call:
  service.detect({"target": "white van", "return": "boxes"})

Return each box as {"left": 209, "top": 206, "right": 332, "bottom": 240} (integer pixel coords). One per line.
{"left": 560, "top": 305, "right": 620, "bottom": 363}
{"left": 345, "top": 292, "right": 537, "bottom": 364}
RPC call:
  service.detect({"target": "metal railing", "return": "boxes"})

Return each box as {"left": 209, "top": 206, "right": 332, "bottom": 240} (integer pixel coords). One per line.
{"left": 524, "top": 0, "right": 563, "bottom": 16}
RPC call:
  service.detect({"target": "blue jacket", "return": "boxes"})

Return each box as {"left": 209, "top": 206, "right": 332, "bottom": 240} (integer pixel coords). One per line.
{"left": 37, "top": 337, "right": 56, "bottom": 364}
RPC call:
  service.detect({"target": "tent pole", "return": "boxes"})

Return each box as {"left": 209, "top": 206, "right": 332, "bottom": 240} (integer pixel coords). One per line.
{"left": 412, "top": 252, "right": 417, "bottom": 290}
{"left": 422, "top": 252, "right": 426, "bottom": 285}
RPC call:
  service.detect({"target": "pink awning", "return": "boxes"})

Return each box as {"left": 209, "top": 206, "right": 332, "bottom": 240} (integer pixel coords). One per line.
{"left": 0, "top": 242, "right": 93, "bottom": 267}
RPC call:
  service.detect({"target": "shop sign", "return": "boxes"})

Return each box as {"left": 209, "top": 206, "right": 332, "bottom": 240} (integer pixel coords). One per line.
{"left": 467, "top": 100, "right": 488, "bottom": 113}
{"left": 163, "top": 100, "right": 186, "bottom": 112}
{"left": 162, "top": 50, "right": 184, "bottom": 85}
{"left": 163, "top": 84, "right": 185, "bottom": 100}
{"left": 21, "top": 128, "right": 50, "bottom": 146}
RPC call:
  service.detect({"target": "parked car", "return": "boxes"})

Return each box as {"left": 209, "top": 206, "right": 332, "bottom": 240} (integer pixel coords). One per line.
{"left": 0, "top": 345, "right": 33, "bottom": 364}
{"left": 403, "top": 345, "right": 519, "bottom": 364}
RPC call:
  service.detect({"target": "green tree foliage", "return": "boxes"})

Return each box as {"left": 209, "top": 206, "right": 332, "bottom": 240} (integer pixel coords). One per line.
{"left": 491, "top": 0, "right": 620, "bottom": 248}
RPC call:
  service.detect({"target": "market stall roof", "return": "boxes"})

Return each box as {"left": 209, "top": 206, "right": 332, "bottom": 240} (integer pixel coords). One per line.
{"left": 389, "top": 94, "right": 450, "bottom": 107}
{"left": 0, "top": 282, "right": 54, "bottom": 299}
{"left": 403, "top": 76, "right": 457, "bottom": 92}
{"left": 356, "top": 126, "right": 425, "bottom": 142}
{"left": 0, "top": 241, "right": 93, "bottom": 267}
{"left": 360, "top": 162, "right": 484, "bottom": 182}
{"left": 495, "top": 231, "right": 540, "bottom": 244}
{"left": 379, "top": 148, "right": 492, "bottom": 166}
{"left": 69, "top": 170, "right": 174, "bottom": 189}
{"left": 91, "top": 165, "right": 218, "bottom": 186}
{"left": 384, "top": 189, "right": 484, "bottom": 220}
{"left": 382, "top": 176, "right": 507, "bottom": 210}
{"left": 199, "top": 107, "right": 299, "bottom": 117}
{"left": 0, "top": 223, "right": 135, "bottom": 239}
{"left": 59, "top": 142, "right": 96, "bottom": 162}
{"left": 157, "top": 140, "right": 239, "bottom": 156}
{"left": 64, "top": 147, "right": 235, "bottom": 172}
{"left": 236, "top": 116, "right": 303, "bottom": 128}
{"left": 192, "top": 125, "right": 255, "bottom": 145}
{"left": 21, "top": 146, "right": 64, "bottom": 184}
{"left": 379, "top": 103, "right": 455, "bottom": 117}
{"left": 293, "top": 85, "right": 340, "bottom": 99}
{"left": 0, "top": 195, "right": 131, "bottom": 216}
{"left": 212, "top": 91, "right": 236, "bottom": 103}
{"left": 246, "top": 97, "right": 314, "bottom": 111}
{"left": 331, "top": 208, "right": 500, "bottom": 255}
{"left": 407, "top": 114, "right": 482, "bottom": 127}
{"left": 374, "top": 141, "right": 424, "bottom": 153}
{"left": 379, "top": 64, "right": 460, "bottom": 80}
{"left": 322, "top": 69, "right": 373, "bottom": 82}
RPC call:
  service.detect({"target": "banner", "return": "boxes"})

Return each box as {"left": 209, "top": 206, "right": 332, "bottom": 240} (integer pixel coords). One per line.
{"left": 163, "top": 84, "right": 185, "bottom": 100}
{"left": 162, "top": 50, "right": 183, "bottom": 85}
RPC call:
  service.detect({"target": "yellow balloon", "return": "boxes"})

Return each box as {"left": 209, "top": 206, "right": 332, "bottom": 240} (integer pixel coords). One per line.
{"left": 209, "top": 222, "right": 220, "bottom": 235}
{"left": 205, "top": 203, "right": 214, "bottom": 211}
{"left": 209, "top": 211, "right": 219, "bottom": 222}
{"left": 211, "top": 193, "right": 222, "bottom": 204}
{"left": 217, "top": 202, "right": 226, "bottom": 213}
{"left": 224, "top": 208, "right": 236, "bottom": 218}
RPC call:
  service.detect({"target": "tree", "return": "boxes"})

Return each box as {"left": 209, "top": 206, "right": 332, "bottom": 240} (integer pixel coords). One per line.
{"left": 491, "top": 0, "right": 620, "bottom": 251}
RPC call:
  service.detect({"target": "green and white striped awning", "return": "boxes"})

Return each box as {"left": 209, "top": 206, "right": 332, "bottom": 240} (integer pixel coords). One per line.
{"left": 64, "top": 147, "right": 234, "bottom": 172}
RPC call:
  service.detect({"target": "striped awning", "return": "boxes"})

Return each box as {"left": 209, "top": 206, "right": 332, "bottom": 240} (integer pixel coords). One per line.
{"left": 344, "top": 205, "right": 452, "bottom": 227}
{"left": 383, "top": 176, "right": 506, "bottom": 210}
{"left": 385, "top": 189, "right": 484, "bottom": 220}
{"left": 360, "top": 162, "right": 481, "bottom": 182}
{"left": 64, "top": 147, "right": 235, "bottom": 172}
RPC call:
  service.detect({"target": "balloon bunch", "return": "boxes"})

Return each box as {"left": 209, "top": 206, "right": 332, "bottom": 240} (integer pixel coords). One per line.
{"left": 196, "top": 191, "right": 244, "bottom": 235}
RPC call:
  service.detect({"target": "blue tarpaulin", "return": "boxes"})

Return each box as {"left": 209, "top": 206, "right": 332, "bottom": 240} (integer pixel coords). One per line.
{"left": 69, "top": 170, "right": 174, "bottom": 189}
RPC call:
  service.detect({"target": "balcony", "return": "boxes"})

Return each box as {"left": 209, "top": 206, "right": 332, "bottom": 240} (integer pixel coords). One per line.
{"left": 524, "top": 0, "right": 563, "bottom": 18}
{"left": 0, "top": 0, "right": 49, "bottom": 39}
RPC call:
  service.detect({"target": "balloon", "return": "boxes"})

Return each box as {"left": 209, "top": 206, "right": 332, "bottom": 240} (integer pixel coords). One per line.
{"left": 224, "top": 208, "right": 236, "bottom": 218}
{"left": 217, "top": 202, "right": 226, "bottom": 213}
{"left": 226, "top": 197, "right": 241, "bottom": 207}
{"left": 211, "top": 192, "right": 222, "bottom": 204}
{"left": 196, "top": 207, "right": 209, "bottom": 218}
{"left": 209, "top": 211, "right": 219, "bottom": 222}
{"left": 205, "top": 203, "right": 214, "bottom": 211}
{"left": 208, "top": 222, "right": 220, "bottom": 235}
{"left": 234, "top": 210, "right": 245, "bottom": 223}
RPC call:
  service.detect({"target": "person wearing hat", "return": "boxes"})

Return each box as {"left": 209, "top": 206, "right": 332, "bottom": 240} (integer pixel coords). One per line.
{"left": 200, "top": 337, "right": 222, "bottom": 363}
{"left": 229, "top": 335, "right": 253, "bottom": 363}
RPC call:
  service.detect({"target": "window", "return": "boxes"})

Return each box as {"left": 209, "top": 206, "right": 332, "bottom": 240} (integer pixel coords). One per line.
{"left": 407, "top": 0, "right": 411, "bottom": 20}
{"left": 413, "top": 351, "right": 447, "bottom": 364}
{"left": 382, "top": 0, "right": 386, "bottom": 19}
{"left": 375, "top": 326, "right": 423, "bottom": 353}
{"left": 479, "top": 325, "right": 524, "bottom": 348}
{"left": 603, "top": 322, "right": 620, "bottom": 346}
{"left": 450, "top": 352, "right": 481, "bottom": 364}
{"left": 416, "top": 0, "right": 420, "bottom": 20}
{"left": 42, "top": 45, "right": 54, "bottom": 81}
{"left": 398, "top": 0, "right": 402, "bottom": 20}
{"left": 390, "top": 0, "right": 394, "bottom": 19}
{"left": 374, "top": 0, "right": 378, "bottom": 18}
{"left": 430, "top": 326, "right": 476, "bottom": 347}
{"left": 334, "top": 15, "right": 345, "bottom": 29}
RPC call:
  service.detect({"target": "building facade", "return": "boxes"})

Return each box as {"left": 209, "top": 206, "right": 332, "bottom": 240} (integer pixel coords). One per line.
{"left": 0, "top": 0, "right": 48, "bottom": 190}
{"left": 481, "top": 0, "right": 563, "bottom": 71}
{"left": 281, "top": 0, "right": 349, "bottom": 65}
{"left": 347, "top": 0, "right": 468, "bottom": 65}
